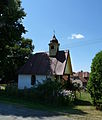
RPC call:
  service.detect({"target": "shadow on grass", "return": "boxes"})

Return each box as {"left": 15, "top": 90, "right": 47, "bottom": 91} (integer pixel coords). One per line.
{"left": 57, "top": 106, "right": 88, "bottom": 115}
{"left": 0, "top": 95, "right": 89, "bottom": 118}
{"left": 74, "top": 99, "right": 92, "bottom": 106}
{"left": 0, "top": 101, "right": 88, "bottom": 119}
{"left": 68, "top": 108, "right": 87, "bottom": 115}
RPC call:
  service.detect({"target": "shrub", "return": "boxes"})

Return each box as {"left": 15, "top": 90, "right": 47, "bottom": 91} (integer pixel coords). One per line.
{"left": 58, "top": 90, "right": 75, "bottom": 105}
{"left": 0, "top": 78, "right": 75, "bottom": 106}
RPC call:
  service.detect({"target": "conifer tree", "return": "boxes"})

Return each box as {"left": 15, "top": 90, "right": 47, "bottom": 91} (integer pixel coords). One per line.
{"left": 87, "top": 51, "right": 102, "bottom": 105}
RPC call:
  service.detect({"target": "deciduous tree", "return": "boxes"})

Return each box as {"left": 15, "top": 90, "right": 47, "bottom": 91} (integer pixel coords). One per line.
{"left": 87, "top": 51, "right": 102, "bottom": 105}
{"left": 0, "top": 0, "right": 34, "bottom": 82}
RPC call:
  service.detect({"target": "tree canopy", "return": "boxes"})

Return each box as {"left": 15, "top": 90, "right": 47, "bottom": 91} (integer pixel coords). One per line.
{"left": 0, "top": 0, "right": 34, "bottom": 82}
{"left": 87, "top": 51, "right": 102, "bottom": 105}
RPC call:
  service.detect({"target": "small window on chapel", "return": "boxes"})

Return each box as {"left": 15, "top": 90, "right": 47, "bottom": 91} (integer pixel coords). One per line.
{"left": 51, "top": 45, "right": 54, "bottom": 49}
{"left": 31, "top": 75, "right": 36, "bottom": 85}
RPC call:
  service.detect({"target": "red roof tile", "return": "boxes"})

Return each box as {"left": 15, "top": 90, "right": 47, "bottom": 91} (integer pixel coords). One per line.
{"left": 79, "top": 77, "right": 87, "bottom": 83}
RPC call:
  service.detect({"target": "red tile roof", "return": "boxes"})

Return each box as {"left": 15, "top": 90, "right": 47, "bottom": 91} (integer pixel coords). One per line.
{"left": 73, "top": 71, "right": 89, "bottom": 78}
{"left": 18, "top": 51, "right": 69, "bottom": 75}
{"left": 79, "top": 77, "right": 87, "bottom": 83}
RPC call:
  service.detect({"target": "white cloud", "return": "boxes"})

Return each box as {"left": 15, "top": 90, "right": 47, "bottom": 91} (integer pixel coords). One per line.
{"left": 69, "top": 33, "right": 85, "bottom": 40}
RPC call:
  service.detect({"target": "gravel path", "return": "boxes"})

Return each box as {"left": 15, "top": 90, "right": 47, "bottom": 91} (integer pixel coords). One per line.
{"left": 0, "top": 103, "right": 72, "bottom": 120}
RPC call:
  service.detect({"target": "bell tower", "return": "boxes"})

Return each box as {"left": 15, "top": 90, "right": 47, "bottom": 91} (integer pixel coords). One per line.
{"left": 49, "top": 34, "right": 60, "bottom": 57}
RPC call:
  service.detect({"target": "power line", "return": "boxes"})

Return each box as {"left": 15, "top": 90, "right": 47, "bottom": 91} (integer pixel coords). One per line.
{"left": 61, "top": 38, "right": 102, "bottom": 49}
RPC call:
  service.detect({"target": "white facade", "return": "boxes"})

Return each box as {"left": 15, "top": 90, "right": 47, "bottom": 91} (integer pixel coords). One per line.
{"left": 18, "top": 75, "right": 32, "bottom": 89}
{"left": 36, "top": 75, "right": 46, "bottom": 84}
{"left": 18, "top": 74, "right": 46, "bottom": 89}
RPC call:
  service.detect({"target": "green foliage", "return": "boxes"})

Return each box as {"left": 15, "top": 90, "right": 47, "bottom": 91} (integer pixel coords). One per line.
{"left": 87, "top": 51, "right": 102, "bottom": 105}
{"left": 96, "top": 99, "right": 102, "bottom": 110}
{"left": 0, "top": 79, "right": 75, "bottom": 106}
{"left": 36, "top": 79, "right": 75, "bottom": 105}
{"left": 0, "top": 0, "right": 34, "bottom": 81}
{"left": 74, "top": 91, "right": 92, "bottom": 106}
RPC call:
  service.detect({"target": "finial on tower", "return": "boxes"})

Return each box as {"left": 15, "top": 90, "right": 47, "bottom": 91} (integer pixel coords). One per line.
{"left": 51, "top": 30, "right": 58, "bottom": 43}
{"left": 53, "top": 30, "right": 55, "bottom": 35}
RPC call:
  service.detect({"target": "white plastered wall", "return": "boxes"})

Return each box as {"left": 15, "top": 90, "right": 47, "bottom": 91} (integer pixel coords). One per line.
{"left": 18, "top": 74, "right": 32, "bottom": 89}
{"left": 18, "top": 74, "right": 47, "bottom": 89}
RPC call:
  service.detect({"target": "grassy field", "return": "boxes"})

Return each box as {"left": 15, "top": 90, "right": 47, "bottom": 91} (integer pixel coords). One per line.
{"left": 0, "top": 89, "right": 102, "bottom": 120}
{"left": 67, "top": 105, "right": 102, "bottom": 120}
{"left": 53, "top": 91, "right": 102, "bottom": 120}
{"left": 0, "top": 96, "right": 102, "bottom": 120}
{"left": 67, "top": 91, "right": 102, "bottom": 120}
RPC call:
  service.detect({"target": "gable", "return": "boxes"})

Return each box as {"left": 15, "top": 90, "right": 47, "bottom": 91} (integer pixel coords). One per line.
{"left": 64, "top": 52, "right": 73, "bottom": 75}
{"left": 50, "top": 51, "right": 67, "bottom": 75}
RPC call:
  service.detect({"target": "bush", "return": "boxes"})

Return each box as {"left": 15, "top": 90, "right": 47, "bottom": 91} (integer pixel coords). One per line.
{"left": 0, "top": 79, "right": 75, "bottom": 106}
{"left": 58, "top": 90, "right": 75, "bottom": 105}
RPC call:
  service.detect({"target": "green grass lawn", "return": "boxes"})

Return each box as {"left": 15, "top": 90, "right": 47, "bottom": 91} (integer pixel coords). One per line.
{"left": 67, "top": 91, "right": 102, "bottom": 120}
{"left": 76, "top": 91, "right": 92, "bottom": 102}
{"left": 0, "top": 90, "right": 102, "bottom": 120}
{"left": 68, "top": 105, "right": 102, "bottom": 120}
{"left": 1, "top": 97, "right": 101, "bottom": 120}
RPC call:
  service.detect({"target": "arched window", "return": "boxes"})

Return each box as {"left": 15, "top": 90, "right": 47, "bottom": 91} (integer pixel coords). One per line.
{"left": 51, "top": 45, "right": 54, "bottom": 49}
{"left": 31, "top": 75, "right": 36, "bottom": 85}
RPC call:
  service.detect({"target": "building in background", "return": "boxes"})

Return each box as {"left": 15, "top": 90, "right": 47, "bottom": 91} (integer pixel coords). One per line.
{"left": 72, "top": 71, "right": 90, "bottom": 88}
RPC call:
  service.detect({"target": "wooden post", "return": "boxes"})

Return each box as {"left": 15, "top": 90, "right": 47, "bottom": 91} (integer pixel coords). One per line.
{"left": 68, "top": 74, "right": 70, "bottom": 81}
{"left": 67, "top": 74, "right": 70, "bottom": 90}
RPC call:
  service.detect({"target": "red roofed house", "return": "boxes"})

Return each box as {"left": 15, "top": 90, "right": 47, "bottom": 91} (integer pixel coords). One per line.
{"left": 72, "top": 71, "right": 89, "bottom": 88}
{"left": 18, "top": 35, "right": 73, "bottom": 89}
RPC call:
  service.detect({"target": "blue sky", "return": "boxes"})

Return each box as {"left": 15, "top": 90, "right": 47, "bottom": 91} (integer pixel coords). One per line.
{"left": 21, "top": 0, "right": 102, "bottom": 72}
